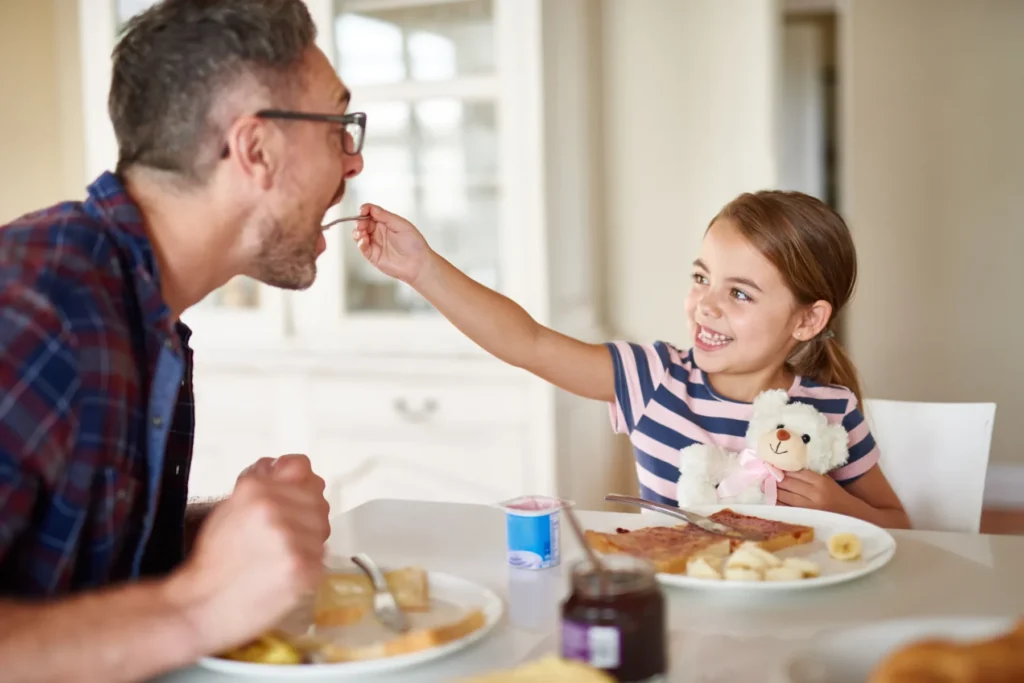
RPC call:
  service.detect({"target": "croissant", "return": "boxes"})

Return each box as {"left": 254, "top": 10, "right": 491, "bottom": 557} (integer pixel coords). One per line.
{"left": 869, "top": 620, "right": 1024, "bottom": 683}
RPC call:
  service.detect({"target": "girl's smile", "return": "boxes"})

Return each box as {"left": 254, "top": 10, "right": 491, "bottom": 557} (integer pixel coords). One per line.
{"left": 694, "top": 323, "right": 733, "bottom": 352}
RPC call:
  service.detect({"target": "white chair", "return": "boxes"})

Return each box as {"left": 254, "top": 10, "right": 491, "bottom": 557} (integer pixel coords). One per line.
{"left": 863, "top": 398, "right": 996, "bottom": 533}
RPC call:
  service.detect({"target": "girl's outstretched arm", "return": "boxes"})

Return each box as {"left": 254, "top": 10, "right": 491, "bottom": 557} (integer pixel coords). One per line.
{"left": 352, "top": 204, "right": 615, "bottom": 402}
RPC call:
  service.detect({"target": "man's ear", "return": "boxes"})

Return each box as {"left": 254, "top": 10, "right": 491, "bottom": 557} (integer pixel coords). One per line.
{"left": 225, "top": 115, "right": 278, "bottom": 190}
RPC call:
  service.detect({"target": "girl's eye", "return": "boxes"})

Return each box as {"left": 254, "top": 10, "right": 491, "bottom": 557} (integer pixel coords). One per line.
{"left": 692, "top": 273, "right": 709, "bottom": 286}
{"left": 731, "top": 288, "right": 752, "bottom": 302}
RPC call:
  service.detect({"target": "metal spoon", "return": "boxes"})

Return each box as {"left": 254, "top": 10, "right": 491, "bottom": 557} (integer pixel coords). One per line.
{"left": 561, "top": 503, "right": 611, "bottom": 587}
{"left": 321, "top": 215, "right": 368, "bottom": 231}
{"left": 351, "top": 553, "right": 409, "bottom": 633}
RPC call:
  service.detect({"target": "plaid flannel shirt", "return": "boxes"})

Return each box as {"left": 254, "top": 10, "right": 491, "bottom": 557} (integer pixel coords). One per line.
{"left": 0, "top": 172, "right": 195, "bottom": 596}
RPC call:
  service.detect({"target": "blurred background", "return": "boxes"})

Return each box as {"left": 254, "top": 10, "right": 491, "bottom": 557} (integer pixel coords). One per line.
{"left": 1, "top": 0, "right": 1021, "bottom": 530}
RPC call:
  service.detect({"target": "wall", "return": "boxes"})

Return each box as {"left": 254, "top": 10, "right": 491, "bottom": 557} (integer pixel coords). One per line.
{"left": 842, "top": 0, "right": 1024, "bottom": 465}
{"left": 598, "top": 0, "right": 781, "bottom": 346}
{"left": 0, "top": 0, "right": 85, "bottom": 223}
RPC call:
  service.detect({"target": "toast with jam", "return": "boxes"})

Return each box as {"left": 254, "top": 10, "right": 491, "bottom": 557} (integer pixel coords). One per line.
{"left": 708, "top": 508, "right": 815, "bottom": 553}
{"left": 584, "top": 524, "right": 732, "bottom": 574}
{"left": 585, "top": 508, "right": 814, "bottom": 574}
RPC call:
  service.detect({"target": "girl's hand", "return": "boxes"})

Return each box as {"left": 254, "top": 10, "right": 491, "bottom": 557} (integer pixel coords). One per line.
{"left": 776, "top": 469, "right": 851, "bottom": 513}
{"left": 351, "top": 203, "right": 432, "bottom": 285}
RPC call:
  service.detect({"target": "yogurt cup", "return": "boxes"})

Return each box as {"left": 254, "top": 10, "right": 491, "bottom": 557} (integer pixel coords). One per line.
{"left": 496, "top": 495, "right": 574, "bottom": 570}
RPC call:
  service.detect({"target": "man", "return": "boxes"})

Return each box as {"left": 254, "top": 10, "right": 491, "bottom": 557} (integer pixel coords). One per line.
{"left": 0, "top": 1, "right": 364, "bottom": 681}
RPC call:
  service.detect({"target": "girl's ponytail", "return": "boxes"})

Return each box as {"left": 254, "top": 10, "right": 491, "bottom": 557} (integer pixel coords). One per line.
{"left": 789, "top": 330, "right": 865, "bottom": 407}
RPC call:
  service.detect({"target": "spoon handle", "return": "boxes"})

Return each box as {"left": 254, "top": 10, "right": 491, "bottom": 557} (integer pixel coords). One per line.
{"left": 321, "top": 215, "right": 368, "bottom": 230}
{"left": 562, "top": 504, "right": 607, "bottom": 576}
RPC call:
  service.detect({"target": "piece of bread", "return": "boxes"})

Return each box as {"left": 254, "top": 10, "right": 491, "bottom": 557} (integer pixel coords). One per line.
{"left": 220, "top": 632, "right": 303, "bottom": 665}
{"left": 584, "top": 525, "right": 731, "bottom": 574}
{"left": 709, "top": 508, "right": 815, "bottom": 553}
{"left": 868, "top": 620, "right": 1024, "bottom": 683}
{"left": 317, "top": 608, "right": 487, "bottom": 662}
{"left": 315, "top": 566, "right": 430, "bottom": 627}
{"left": 455, "top": 656, "right": 615, "bottom": 682}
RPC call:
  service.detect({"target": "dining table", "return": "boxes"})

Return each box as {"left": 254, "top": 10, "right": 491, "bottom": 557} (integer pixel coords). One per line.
{"left": 153, "top": 498, "right": 1024, "bottom": 683}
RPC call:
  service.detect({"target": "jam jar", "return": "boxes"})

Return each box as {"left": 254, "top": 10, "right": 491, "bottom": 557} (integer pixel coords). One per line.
{"left": 560, "top": 554, "right": 667, "bottom": 682}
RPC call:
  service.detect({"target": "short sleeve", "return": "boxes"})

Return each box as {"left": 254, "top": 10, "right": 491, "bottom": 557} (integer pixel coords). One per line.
{"left": 603, "top": 341, "right": 676, "bottom": 435}
{"left": 0, "top": 284, "right": 80, "bottom": 561}
{"left": 829, "top": 396, "right": 880, "bottom": 485}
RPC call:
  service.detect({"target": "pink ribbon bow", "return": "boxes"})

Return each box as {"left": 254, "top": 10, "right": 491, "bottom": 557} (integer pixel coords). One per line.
{"left": 716, "top": 449, "right": 785, "bottom": 505}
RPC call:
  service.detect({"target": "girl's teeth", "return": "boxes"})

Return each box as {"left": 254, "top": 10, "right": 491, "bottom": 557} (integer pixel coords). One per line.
{"left": 699, "top": 328, "right": 732, "bottom": 346}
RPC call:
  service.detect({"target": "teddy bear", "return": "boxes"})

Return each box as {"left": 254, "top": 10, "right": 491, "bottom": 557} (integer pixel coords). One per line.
{"left": 676, "top": 389, "right": 850, "bottom": 507}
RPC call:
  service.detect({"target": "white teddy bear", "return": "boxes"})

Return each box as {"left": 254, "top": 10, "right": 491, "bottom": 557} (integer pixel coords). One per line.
{"left": 676, "top": 389, "right": 850, "bottom": 507}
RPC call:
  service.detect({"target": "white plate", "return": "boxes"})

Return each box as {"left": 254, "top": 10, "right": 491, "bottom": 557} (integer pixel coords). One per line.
{"left": 198, "top": 572, "right": 504, "bottom": 679}
{"left": 779, "top": 616, "right": 1018, "bottom": 683}
{"left": 619, "top": 504, "right": 896, "bottom": 591}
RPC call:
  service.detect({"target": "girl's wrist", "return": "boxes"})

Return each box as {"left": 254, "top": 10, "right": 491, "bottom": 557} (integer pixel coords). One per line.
{"left": 832, "top": 486, "right": 862, "bottom": 518}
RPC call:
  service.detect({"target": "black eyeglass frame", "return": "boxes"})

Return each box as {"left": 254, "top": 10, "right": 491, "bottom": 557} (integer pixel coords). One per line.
{"left": 255, "top": 110, "right": 367, "bottom": 155}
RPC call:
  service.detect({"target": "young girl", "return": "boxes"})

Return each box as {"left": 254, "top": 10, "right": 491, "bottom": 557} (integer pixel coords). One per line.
{"left": 351, "top": 192, "right": 910, "bottom": 529}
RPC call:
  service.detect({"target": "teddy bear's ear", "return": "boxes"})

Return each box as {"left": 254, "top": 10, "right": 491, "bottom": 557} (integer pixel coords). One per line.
{"left": 752, "top": 389, "right": 790, "bottom": 418}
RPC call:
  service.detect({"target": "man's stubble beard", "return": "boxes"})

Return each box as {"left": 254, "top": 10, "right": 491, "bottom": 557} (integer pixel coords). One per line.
{"left": 250, "top": 214, "right": 319, "bottom": 291}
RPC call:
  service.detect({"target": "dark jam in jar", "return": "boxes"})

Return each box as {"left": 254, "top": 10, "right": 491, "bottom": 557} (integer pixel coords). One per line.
{"left": 560, "top": 555, "right": 666, "bottom": 682}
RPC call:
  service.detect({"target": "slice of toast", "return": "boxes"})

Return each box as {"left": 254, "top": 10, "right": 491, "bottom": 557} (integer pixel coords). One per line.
{"left": 709, "top": 509, "right": 815, "bottom": 553}
{"left": 584, "top": 525, "right": 731, "bottom": 574}
{"left": 316, "top": 608, "right": 487, "bottom": 662}
{"left": 315, "top": 566, "right": 430, "bottom": 627}
{"left": 455, "top": 656, "right": 615, "bottom": 682}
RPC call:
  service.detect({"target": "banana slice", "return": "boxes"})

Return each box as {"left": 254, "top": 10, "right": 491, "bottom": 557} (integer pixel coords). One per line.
{"left": 827, "top": 532, "right": 863, "bottom": 561}
{"left": 724, "top": 567, "right": 762, "bottom": 581}
{"left": 782, "top": 557, "right": 821, "bottom": 578}
{"left": 764, "top": 566, "right": 804, "bottom": 582}
{"left": 736, "top": 542, "right": 783, "bottom": 568}
{"left": 726, "top": 545, "right": 781, "bottom": 572}
{"left": 724, "top": 549, "right": 764, "bottom": 571}
{"left": 686, "top": 556, "right": 723, "bottom": 580}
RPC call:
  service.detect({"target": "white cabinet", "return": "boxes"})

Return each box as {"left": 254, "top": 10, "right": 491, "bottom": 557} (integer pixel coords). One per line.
{"left": 78, "top": 0, "right": 616, "bottom": 513}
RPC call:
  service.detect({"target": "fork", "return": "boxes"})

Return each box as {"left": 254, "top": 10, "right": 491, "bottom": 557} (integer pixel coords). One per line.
{"left": 351, "top": 553, "right": 410, "bottom": 633}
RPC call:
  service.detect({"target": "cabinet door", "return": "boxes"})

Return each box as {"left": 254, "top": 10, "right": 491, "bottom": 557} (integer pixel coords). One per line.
{"left": 314, "top": 434, "right": 527, "bottom": 514}
{"left": 294, "top": 0, "right": 544, "bottom": 355}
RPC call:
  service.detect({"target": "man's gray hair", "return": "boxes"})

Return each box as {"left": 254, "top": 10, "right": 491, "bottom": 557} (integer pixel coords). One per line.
{"left": 109, "top": 0, "right": 317, "bottom": 182}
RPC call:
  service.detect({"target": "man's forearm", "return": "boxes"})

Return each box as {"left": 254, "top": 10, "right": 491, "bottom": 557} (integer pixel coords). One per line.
{"left": 0, "top": 580, "right": 201, "bottom": 683}
{"left": 184, "top": 498, "right": 221, "bottom": 552}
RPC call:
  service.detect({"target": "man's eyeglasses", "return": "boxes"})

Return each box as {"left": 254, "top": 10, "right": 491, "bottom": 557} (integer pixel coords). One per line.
{"left": 255, "top": 110, "right": 367, "bottom": 155}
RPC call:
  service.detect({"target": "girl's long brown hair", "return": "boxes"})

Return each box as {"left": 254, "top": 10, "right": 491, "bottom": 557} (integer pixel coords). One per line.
{"left": 712, "top": 191, "right": 865, "bottom": 406}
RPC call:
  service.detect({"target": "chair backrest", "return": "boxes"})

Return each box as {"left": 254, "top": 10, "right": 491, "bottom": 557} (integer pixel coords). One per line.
{"left": 863, "top": 398, "right": 996, "bottom": 533}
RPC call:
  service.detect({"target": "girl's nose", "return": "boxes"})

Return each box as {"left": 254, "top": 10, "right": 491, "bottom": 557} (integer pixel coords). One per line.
{"left": 700, "top": 292, "right": 723, "bottom": 318}
{"left": 777, "top": 429, "right": 791, "bottom": 441}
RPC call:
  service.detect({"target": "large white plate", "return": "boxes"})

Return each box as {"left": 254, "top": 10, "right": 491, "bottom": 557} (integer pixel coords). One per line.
{"left": 198, "top": 571, "right": 504, "bottom": 679}
{"left": 778, "top": 616, "right": 1018, "bottom": 683}
{"left": 613, "top": 504, "right": 896, "bottom": 591}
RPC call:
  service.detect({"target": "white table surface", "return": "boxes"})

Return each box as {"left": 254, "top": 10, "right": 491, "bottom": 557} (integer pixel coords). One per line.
{"left": 153, "top": 498, "right": 1024, "bottom": 683}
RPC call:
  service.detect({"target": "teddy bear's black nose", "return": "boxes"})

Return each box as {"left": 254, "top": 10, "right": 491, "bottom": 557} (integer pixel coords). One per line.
{"left": 777, "top": 429, "right": 791, "bottom": 441}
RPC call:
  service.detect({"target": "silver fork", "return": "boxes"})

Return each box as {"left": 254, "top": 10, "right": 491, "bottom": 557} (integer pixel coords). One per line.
{"left": 351, "top": 553, "right": 410, "bottom": 633}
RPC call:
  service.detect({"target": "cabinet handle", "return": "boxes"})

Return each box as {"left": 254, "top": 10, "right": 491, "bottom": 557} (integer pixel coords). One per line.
{"left": 393, "top": 397, "right": 439, "bottom": 422}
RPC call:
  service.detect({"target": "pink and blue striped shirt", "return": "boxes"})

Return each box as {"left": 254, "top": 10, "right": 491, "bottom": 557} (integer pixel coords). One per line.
{"left": 606, "top": 341, "right": 879, "bottom": 506}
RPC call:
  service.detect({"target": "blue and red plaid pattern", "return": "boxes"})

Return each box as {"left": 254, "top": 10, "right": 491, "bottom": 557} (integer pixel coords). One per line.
{"left": 0, "top": 172, "right": 195, "bottom": 596}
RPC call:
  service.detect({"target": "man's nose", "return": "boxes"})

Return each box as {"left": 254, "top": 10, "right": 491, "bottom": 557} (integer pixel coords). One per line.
{"left": 344, "top": 151, "right": 364, "bottom": 179}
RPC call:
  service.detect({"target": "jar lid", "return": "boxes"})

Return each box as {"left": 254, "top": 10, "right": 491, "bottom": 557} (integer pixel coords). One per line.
{"left": 570, "top": 554, "right": 657, "bottom": 597}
